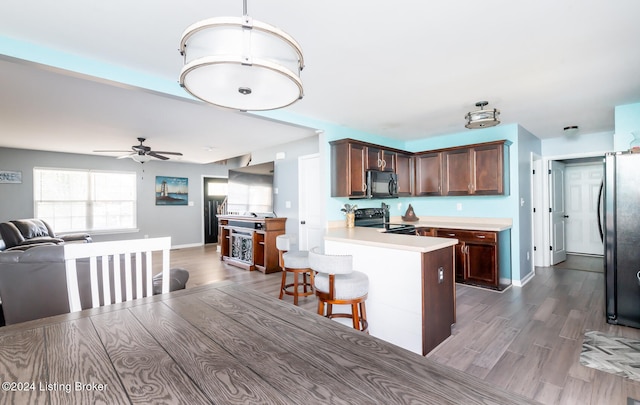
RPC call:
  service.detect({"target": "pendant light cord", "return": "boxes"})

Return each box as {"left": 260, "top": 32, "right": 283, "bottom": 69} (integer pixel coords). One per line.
{"left": 243, "top": 0, "right": 248, "bottom": 16}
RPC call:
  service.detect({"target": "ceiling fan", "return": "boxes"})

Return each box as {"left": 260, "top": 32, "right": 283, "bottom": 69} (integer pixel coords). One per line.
{"left": 94, "top": 137, "right": 183, "bottom": 163}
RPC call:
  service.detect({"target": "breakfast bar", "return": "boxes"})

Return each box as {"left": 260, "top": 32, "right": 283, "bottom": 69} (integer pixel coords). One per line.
{"left": 324, "top": 226, "right": 458, "bottom": 355}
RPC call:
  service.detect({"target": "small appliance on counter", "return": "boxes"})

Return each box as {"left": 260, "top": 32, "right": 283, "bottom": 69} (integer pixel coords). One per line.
{"left": 353, "top": 207, "right": 416, "bottom": 235}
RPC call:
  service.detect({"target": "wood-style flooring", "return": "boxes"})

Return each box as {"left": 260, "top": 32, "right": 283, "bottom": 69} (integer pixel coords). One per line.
{"left": 173, "top": 244, "right": 640, "bottom": 405}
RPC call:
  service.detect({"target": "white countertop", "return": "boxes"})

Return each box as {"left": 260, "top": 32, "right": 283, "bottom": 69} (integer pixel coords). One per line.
{"left": 388, "top": 216, "right": 512, "bottom": 232}
{"left": 324, "top": 227, "right": 458, "bottom": 253}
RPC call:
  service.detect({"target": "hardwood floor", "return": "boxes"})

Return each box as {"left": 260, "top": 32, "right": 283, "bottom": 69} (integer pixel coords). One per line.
{"left": 553, "top": 253, "right": 604, "bottom": 273}
{"left": 172, "top": 244, "right": 640, "bottom": 405}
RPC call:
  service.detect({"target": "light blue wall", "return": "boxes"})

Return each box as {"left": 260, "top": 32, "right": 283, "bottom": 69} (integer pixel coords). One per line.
{"left": 541, "top": 131, "right": 613, "bottom": 156}
{"left": 614, "top": 102, "right": 640, "bottom": 151}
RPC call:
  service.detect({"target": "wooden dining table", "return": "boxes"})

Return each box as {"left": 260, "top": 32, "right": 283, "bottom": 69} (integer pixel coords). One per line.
{"left": 0, "top": 281, "right": 537, "bottom": 404}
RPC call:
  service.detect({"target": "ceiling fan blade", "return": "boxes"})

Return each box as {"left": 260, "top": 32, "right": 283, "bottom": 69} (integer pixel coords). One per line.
{"left": 148, "top": 152, "right": 169, "bottom": 160}
{"left": 152, "top": 151, "right": 183, "bottom": 156}
{"left": 93, "top": 150, "right": 131, "bottom": 153}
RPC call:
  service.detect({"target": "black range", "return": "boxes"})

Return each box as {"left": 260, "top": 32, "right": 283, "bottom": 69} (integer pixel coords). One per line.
{"left": 353, "top": 208, "right": 417, "bottom": 235}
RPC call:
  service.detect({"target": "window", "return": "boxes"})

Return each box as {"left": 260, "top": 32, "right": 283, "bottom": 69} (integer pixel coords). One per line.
{"left": 34, "top": 168, "right": 137, "bottom": 233}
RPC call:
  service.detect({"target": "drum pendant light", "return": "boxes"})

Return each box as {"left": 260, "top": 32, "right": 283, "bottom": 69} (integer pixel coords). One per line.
{"left": 179, "top": 0, "right": 304, "bottom": 111}
{"left": 465, "top": 101, "right": 501, "bottom": 129}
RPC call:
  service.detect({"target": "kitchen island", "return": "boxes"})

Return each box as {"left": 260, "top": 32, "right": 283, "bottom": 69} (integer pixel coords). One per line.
{"left": 324, "top": 226, "right": 458, "bottom": 355}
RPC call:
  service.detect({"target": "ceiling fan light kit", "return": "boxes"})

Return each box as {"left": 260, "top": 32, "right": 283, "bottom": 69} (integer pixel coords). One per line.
{"left": 465, "top": 101, "right": 501, "bottom": 129}
{"left": 178, "top": 0, "right": 304, "bottom": 111}
{"left": 95, "top": 137, "right": 183, "bottom": 163}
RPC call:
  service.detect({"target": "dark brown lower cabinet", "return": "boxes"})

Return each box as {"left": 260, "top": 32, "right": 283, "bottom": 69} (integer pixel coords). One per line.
{"left": 435, "top": 228, "right": 505, "bottom": 290}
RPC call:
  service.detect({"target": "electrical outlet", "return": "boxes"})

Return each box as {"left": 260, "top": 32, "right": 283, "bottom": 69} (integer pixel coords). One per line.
{"left": 456, "top": 203, "right": 462, "bottom": 211}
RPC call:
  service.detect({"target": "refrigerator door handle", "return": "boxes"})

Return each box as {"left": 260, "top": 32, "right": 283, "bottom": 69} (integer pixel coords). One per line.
{"left": 597, "top": 180, "right": 604, "bottom": 243}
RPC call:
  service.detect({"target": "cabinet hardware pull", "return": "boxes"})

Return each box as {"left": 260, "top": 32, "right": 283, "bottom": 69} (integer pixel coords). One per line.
{"left": 476, "top": 235, "right": 485, "bottom": 238}
{"left": 447, "top": 233, "right": 456, "bottom": 237}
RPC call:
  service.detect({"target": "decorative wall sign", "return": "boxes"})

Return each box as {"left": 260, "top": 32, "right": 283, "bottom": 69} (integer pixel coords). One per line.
{"left": 0, "top": 170, "right": 22, "bottom": 184}
{"left": 155, "top": 176, "right": 188, "bottom": 205}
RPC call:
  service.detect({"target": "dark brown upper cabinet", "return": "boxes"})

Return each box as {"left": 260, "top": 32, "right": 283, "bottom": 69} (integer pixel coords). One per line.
{"left": 330, "top": 139, "right": 368, "bottom": 197}
{"left": 395, "top": 152, "right": 414, "bottom": 196}
{"left": 330, "top": 138, "right": 510, "bottom": 198}
{"left": 415, "top": 151, "right": 443, "bottom": 196}
{"left": 367, "top": 146, "right": 396, "bottom": 172}
{"left": 442, "top": 140, "right": 510, "bottom": 196}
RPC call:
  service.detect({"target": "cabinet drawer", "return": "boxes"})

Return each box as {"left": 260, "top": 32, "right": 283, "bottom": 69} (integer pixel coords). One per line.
{"left": 436, "top": 229, "right": 474, "bottom": 240}
{"left": 436, "top": 229, "right": 497, "bottom": 243}
{"left": 468, "top": 231, "right": 496, "bottom": 243}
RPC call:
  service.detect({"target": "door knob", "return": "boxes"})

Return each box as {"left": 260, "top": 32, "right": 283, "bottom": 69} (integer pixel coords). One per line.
{"left": 300, "top": 220, "right": 306, "bottom": 224}
{"left": 563, "top": 215, "right": 569, "bottom": 218}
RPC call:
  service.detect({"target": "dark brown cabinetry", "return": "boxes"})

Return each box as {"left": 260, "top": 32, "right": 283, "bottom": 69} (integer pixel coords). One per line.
{"left": 395, "top": 153, "right": 414, "bottom": 196}
{"left": 367, "top": 146, "right": 396, "bottom": 172}
{"left": 442, "top": 141, "right": 509, "bottom": 196}
{"left": 330, "top": 138, "right": 510, "bottom": 199}
{"left": 218, "top": 216, "right": 286, "bottom": 274}
{"left": 331, "top": 140, "right": 368, "bottom": 197}
{"left": 330, "top": 139, "right": 411, "bottom": 198}
{"left": 415, "top": 152, "right": 443, "bottom": 196}
{"left": 435, "top": 228, "right": 501, "bottom": 289}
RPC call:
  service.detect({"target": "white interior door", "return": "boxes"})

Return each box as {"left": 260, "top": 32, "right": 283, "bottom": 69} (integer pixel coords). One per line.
{"left": 550, "top": 160, "right": 567, "bottom": 265}
{"left": 298, "top": 154, "right": 324, "bottom": 251}
{"left": 564, "top": 164, "right": 604, "bottom": 255}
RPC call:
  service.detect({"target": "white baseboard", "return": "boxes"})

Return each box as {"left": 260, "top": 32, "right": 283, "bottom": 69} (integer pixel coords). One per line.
{"left": 513, "top": 270, "right": 535, "bottom": 287}
{"left": 171, "top": 242, "right": 203, "bottom": 250}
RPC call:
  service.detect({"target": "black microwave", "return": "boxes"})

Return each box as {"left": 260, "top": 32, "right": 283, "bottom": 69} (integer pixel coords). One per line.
{"left": 366, "top": 170, "right": 398, "bottom": 199}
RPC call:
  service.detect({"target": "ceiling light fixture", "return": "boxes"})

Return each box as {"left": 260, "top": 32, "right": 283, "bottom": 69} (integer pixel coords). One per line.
{"left": 178, "top": 0, "right": 305, "bottom": 111}
{"left": 563, "top": 125, "right": 579, "bottom": 138}
{"left": 465, "top": 101, "right": 500, "bottom": 129}
{"left": 131, "top": 153, "right": 152, "bottom": 164}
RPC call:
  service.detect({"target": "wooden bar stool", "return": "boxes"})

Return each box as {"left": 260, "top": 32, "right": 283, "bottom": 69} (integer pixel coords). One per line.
{"left": 308, "top": 247, "right": 369, "bottom": 333}
{"left": 276, "top": 235, "right": 314, "bottom": 306}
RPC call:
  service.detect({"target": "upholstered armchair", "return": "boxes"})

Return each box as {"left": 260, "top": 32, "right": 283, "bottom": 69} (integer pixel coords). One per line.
{"left": 0, "top": 218, "right": 91, "bottom": 251}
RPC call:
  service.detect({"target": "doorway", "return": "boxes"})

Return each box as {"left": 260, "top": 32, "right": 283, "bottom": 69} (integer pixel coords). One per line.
{"left": 203, "top": 177, "right": 227, "bottom": 244}
{"left": 542, "top": 155, "right": 604, "bottom": 266}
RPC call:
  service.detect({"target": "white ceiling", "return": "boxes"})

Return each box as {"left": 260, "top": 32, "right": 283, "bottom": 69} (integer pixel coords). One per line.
{"left": 1, "top": 0, "right": 639, "bottom": 164}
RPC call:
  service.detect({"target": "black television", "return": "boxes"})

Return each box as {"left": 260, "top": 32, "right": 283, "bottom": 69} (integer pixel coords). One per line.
{"left": 226, "top": 161, "right": 275, "bottom": 216}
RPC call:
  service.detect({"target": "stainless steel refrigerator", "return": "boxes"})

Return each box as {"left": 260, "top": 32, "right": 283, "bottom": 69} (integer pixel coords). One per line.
{"left": 601, "top": 152, "right": 640, "bottom": 328}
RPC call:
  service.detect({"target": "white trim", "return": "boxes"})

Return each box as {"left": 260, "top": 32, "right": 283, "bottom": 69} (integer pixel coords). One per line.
{"left": 513, "top": 270, "right": 535, "bottom": 287}
{"left": 541, "top": 151, "right": 606, "bottom": 266}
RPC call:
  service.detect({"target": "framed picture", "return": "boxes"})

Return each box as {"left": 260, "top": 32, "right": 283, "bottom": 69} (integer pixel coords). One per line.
{"left": 155, "top": 176, "right": 188, "bottom": 205}
{"left": 0, "top": 170, "right": 22, "bottom": 184}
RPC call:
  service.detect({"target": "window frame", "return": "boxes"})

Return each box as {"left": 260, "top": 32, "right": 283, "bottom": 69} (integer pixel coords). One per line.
{"left": 33, "top": 167, "right": 138, "bottom": 234}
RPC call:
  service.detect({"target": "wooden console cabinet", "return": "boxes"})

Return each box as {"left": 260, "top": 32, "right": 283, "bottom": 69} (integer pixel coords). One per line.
{"left": 217, "top": 216, "right": 286, "bottom": 274}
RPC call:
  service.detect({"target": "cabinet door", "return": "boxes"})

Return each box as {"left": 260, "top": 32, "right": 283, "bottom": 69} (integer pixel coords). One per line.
{"left": 331, "top": 141, "right": 368, "bottom": 197}
{"left": 435, "top": 229, "right": 469, "bottom": 282}
{"left": 415, "top": 152, "right": 443, "bottom": 196}
{"left": 443, "top": 148, "right": 471, "bottom": 195}
{"left": 367, "top": 146, "right": 382, "bottom": 170}
{"left": 472, "top": 143, "right": 504, "bottom": 195}
{"left": 348, "top": 143, "right": 368, "bottom": 196}
{"left": 465, "top": 242, "right": 498, "bottom": 287}
{"left": 395, "top": 153, "right": 413, "bottom": 196}
{"left": 367, "top": 147, "right": 395, "bottom": 172}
